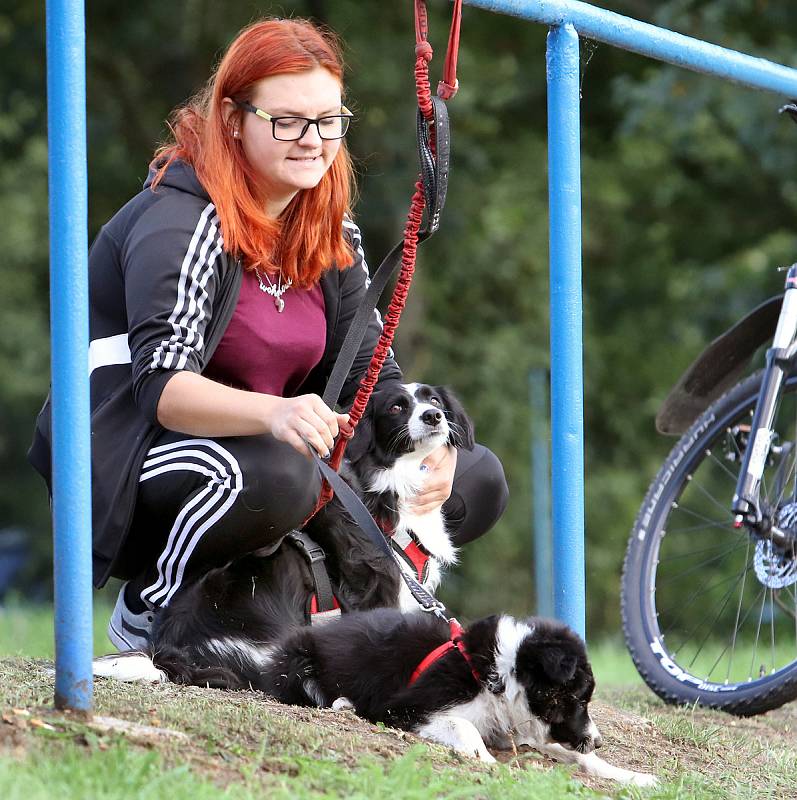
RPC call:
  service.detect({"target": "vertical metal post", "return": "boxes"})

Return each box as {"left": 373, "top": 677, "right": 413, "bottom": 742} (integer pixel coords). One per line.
{"left": 529, "top": 369, "right": 553, "bottom": 618}
{"left": 546, "top": 23, "right": 586, "bottom": 640}
{"left": 46, "top": 0, "right": 93, "bottom": 711}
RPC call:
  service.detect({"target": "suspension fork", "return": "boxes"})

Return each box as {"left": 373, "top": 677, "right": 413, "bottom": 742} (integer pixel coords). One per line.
{"left": 733, "top": 265, "right": 797, "bottom": 528}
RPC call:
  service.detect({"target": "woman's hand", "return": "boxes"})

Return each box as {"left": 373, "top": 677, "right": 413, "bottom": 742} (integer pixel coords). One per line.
{"left": 410, "top": 445, "right": 457, "bottom": 515}
{"left": 267, "top": 394, "right": 349, "bottom": 459}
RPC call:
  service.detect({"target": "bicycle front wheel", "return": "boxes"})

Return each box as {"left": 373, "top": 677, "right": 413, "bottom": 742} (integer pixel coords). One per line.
{"left": 623, "top": 370, "right": 797, "bottom": 715}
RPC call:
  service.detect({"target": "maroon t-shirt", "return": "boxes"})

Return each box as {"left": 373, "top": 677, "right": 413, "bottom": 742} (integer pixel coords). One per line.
{"left": 204, "top": 268, "right": 326, "bottom": 397}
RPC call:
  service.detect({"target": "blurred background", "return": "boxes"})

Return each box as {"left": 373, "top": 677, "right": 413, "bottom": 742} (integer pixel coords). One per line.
{"left": 2, "top": 0, "right": 797, "bottom": 639}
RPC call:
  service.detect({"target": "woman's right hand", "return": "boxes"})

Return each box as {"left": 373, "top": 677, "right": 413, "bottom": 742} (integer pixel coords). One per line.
{"left": 266, "top": 394, "right": 349, "bottom": 459}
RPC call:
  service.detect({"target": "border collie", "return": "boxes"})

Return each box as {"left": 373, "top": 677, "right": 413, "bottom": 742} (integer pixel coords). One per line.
{"left": 153, "top": 607, "right": 655, "bottom": 786}
{"left": 339, "top": 382, "right": 475, "bottom": 611}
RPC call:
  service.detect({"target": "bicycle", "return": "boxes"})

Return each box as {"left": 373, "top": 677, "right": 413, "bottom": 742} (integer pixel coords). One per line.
{"left": 621, "top": 104, "right": 797, "bottom": 716}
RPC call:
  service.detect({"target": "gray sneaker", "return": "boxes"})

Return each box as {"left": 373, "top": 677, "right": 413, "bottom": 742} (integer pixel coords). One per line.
{"left": 107, "top": 582, "right": 156, "bottom": 652}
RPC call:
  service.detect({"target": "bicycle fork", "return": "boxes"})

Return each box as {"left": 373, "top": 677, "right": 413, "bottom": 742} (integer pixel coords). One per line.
{"left": 732, "top": 264, "right": 797, "bottom": 540}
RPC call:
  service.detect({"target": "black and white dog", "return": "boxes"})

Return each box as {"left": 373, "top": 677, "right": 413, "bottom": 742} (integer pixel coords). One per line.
{"left": 153, "top": 606, "right": 655, "bottom": 786}
{"left": 341, "top": 381, "right": 474, "bottom": 611}
{"left": 263, "top": 609, "right": 656, "bottom": 785}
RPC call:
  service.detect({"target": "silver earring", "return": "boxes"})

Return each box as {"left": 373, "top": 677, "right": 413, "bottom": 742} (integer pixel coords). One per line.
{"left": 233, "top": 128, "right": 240, "bottom": 138}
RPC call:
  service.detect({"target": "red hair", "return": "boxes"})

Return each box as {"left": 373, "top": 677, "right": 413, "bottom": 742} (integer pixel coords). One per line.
{"left": 152, "top": 18, "right": 354, "bottom": 287}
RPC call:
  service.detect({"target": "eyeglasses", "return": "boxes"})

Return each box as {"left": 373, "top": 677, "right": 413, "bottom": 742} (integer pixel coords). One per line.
{"left": 235, "top": 100, "right": 353, "bottom": 141}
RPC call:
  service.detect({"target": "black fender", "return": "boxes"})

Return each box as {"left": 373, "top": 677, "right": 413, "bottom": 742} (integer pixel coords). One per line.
{"left": 656, "top": 294, "right": 783, "bottom": 435}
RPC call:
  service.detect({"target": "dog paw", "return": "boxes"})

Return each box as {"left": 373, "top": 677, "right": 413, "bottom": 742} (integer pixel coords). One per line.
{"left": 331, "top": 696, "right": 355, "bottom": 712}
{"left": 627, "top": 771, "right": 658, "bottom": 788}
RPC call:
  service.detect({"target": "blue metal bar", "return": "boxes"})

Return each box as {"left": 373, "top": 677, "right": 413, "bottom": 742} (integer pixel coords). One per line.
{"left": 46, "top": 0, "right": 93, "bottom": 712}
{"left": 529, "top": 369, "right": 553, "bottom": 618}
{"left": 464, "top": 0, "right": 797, "bottom": 97}
{"left": 546, "top": 23, "right": 585, "bottom": 639}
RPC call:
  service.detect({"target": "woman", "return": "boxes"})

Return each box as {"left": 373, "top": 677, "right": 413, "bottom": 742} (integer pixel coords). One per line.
{"left": 29, "top": 18, "right": 508, "bottom": 651}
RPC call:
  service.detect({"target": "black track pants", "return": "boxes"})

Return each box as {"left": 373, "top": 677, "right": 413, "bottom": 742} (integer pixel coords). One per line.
{"left": 120, "top": 429, "right": 508, "bottom": 608}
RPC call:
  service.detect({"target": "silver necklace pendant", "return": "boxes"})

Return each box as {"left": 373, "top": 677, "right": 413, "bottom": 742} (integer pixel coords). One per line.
{"left": 254, "top": 267, "right": 291, "bottom": 313}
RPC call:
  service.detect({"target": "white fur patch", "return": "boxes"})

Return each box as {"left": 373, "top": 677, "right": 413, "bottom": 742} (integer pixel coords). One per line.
{"left": 536, "top": 744, "right": 658, "bottom": 786}
{"left": 494, "top": 616, "right": 534, "bottom": 696}
{"left": 202, "top": 638, "right": 275, "bottom": 670}
{"left": 415, "top": 713, "right": 496, "bottom": 763}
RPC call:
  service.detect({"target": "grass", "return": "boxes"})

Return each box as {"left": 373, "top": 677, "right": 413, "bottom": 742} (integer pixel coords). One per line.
{"left": 4, "top": 603, "right": 797, "bottom": 799}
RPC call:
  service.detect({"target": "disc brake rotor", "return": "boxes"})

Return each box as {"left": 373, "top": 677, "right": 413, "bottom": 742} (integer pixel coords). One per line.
{"left": 755, "top": 503, "right": 797, "bottom": 589}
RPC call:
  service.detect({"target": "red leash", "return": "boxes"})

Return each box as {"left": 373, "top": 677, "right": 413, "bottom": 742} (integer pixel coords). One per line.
{"left": 308, "top": 1, "right": 463, "bottom": 518}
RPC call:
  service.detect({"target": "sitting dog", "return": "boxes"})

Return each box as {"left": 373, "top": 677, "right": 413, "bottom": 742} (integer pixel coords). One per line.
{"left": 150, "top": 383, "right": 473, "bottom": 675}
{"left": 333, "top": 381, "right": 474, "bottom": 611}
{"left": 154, "top": 606, "right": 656, "bottom": 786}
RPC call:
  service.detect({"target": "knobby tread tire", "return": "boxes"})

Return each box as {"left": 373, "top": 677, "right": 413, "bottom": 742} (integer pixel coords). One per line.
{"left": 622, "top": 370, "right": 797, "bottom": 716}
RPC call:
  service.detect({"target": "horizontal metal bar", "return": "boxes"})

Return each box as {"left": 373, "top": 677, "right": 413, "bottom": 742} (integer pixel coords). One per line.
{"left": 464, "top": 0, "right": 797, "bottom": 97}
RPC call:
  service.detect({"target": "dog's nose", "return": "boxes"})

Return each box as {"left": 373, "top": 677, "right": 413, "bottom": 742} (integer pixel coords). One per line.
{"left": 421, "top": 409, "right": 442, "bottom": 426}
{"left": 592, "top": 733, "right": 603, "bottom": 750}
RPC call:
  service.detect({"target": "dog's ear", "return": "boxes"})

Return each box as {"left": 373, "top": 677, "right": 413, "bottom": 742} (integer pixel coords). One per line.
{"left": 539, "top": 646, "right": 578, "bottom": 684}
{"left": 344, "top": 401, "right": 374, "bottom": 464}
{"left": 435, "top": 386, "right": 475, "bottom": 450}
{"left": 517, "top": 639, "right": 579, "bottom": 686}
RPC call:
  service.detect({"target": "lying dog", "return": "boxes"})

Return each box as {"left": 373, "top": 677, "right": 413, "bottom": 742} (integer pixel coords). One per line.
{"left": 150, "top": 383, "right": 473, "bottom": 672}
{"left": 153, "top": 606, "right": 656, "bottom": 787}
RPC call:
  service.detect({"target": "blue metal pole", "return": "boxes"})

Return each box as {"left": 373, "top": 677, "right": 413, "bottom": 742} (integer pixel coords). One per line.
{"left": 464, "top": 0, "right": 797, "bottom": 97}
{"left": 46, "top": 0, "right": 93, "bottom": 712}
{"left": 529, "top": 370, "right": 553, "bottom": 618}
{"left": 546, "top": 23, "right": 585, "bottom": 640}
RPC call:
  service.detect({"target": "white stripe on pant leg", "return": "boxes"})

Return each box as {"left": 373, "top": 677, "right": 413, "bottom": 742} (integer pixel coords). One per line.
{"left": 141, "top": 476, "right": 218, "bottom": 602}
{"left": 138, "top": 440, "right": 243, "bottom": 606}
{"left": 140, "top": 444, "right": 241, "bottom": 605}
{"left": 147, "top": 479, "right": 235, "bottom": 606}
{"left": 140, "top": 461, "right": 225, "bottom": 599}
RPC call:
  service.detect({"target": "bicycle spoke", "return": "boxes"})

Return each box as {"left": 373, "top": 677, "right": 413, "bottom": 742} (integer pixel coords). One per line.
{"left": 725, "top": 537, "right": 752, "bottom": 684}
{"left": 656, "top": 540, "right": 748, "bottom": 587}
{"left": 704, "top": 448, "right": 744, "bottom": 484}
{"left": 670, "top": 566, "right": 751, "bottom": 667}
{"left": 658, "top": 562, "right": 752, "bottom": 641}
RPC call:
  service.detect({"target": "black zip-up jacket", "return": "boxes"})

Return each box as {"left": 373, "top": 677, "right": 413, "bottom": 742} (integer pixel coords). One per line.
{"left": 29, "top": 160, "right": 401, "bottom": 586}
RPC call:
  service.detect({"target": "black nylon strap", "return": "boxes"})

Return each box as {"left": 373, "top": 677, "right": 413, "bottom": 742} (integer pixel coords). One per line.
{"left": 321, "top": 98, "right": 451, "bottom": 410}
{"left": 286, "top": 531, "right": 337, "bottom": 613}
{"left": 321, "top": 240, "right": 404, "bottom": 409}
{"left": 311, "top": 452, "right": 450, "bottom": 619}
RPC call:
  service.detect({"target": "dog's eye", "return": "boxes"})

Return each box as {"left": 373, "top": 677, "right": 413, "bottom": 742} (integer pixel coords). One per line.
{"left": 429, "top": 396, "right": 441, "bottom": 407}
{"left": 389, "top": 403, "right": 404, "bottom": 415}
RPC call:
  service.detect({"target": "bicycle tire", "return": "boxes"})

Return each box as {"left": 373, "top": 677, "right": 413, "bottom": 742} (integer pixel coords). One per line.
{"left": 622, "top": 370, "right": 797, "bottom": 715}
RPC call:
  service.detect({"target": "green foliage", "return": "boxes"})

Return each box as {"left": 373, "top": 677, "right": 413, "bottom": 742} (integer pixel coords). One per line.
{"left": 5, "top": 1, "right": 797, "bottom": 638}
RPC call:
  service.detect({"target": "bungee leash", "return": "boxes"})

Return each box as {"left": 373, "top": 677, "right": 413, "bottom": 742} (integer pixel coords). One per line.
{"left": 312, "top": 0, "right": 462, "bottom": 507}
{"left": 299, "top": 1, "right": 464, "bottom": 622}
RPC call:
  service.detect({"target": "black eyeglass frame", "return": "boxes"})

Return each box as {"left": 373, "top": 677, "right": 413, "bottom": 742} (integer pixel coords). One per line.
{"left": 235, "top": 100, "right": 353, "bottom": 141}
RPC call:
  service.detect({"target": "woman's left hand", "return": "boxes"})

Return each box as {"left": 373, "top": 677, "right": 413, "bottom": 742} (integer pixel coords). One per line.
{"left": 410, "top": 445, "right": 457, "bottom": 515}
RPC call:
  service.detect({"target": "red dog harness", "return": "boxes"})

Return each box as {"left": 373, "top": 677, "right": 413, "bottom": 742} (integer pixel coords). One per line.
{"left": 377, "top": 518, "right": 432, "bottom": 583}
{"left": 409, "top": 619, "right": 481, "bottom": 685}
